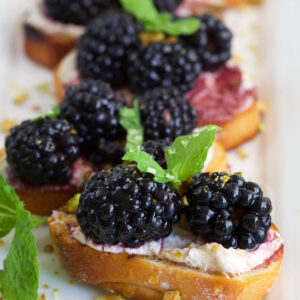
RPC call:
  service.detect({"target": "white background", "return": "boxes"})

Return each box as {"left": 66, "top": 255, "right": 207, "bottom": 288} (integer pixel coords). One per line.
{"left": 0, "top": 0, "right": 299, "bottom": 299}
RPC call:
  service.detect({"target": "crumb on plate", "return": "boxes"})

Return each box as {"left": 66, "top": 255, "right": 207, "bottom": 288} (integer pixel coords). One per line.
{"left": 1, "top": 119, "right": 17, "bottom": 134}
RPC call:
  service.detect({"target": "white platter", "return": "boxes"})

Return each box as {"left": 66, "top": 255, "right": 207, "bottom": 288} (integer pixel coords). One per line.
{"left": 0, "top": 0, "right": 300, "bottom": 299}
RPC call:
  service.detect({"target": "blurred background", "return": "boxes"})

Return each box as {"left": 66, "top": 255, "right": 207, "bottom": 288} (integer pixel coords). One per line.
{"left": 0, "top": 0, "right": 299, "bottom": 299}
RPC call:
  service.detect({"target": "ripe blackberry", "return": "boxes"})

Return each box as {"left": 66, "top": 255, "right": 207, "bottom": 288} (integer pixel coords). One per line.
{"left": 5, "top": 118, "right": 80, "bottom": 186}
{"left": 139, "top": 87, "right": 198, "bottom": 142}
{"left": 77, "top": 12, "right": 143, "bottom": 87}
{"left": 141, "top": 140, "right": 171, "bottom": 168}
{"left": 127, "top": 42, "right": 202, "bottom": 92}
{"left": 44, "top": 0, "right": 117, "bottom": 25}
{"left": 181, "top": 14, "right": 232, "bottom": 71}
{"left": 185, "top": 172, "right": 272, "bottom": 250}
{"left": 153, "top": 0, "right": 182, "bottom": 12}
{"left": 76, "top": 164, "right": 182, "bottom": 247}
{"left": 60, "top": 79, "right": 126, "bottom": 165}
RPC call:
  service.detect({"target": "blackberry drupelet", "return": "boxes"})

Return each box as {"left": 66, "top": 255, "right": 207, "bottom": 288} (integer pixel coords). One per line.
{"left": 60, "top": 79, "right": 126, "bottom": 165}
{"left": 44, "top": 0, "right": 117, "bottom": 25}
{"left": 181, "top": 14, "right": 232, "bottom": 71}
{"left": 76, "top": 164, "right": 182, "bottom": 247}
{"left": 141, "top": 140, "right": 171, "bottom": 168}
{"left": 5, "top": 118, "right": 80, "bottom": 186}
{"left": 185, "top": 172, "right": 272, "bottom": 250}
{"left": 153, "top": 0, "right": 182, "bottom": 12}
{"left": 77, "top": 12, "right": 143, "bottom": 87}
{"left": 139, "top": 87, "right": 198, "bottom": 142}
{"left": 127, "top": 42, "right": 202, "bottom": 92}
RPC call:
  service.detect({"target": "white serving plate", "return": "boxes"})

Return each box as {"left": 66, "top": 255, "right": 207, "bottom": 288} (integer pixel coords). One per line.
{"left": 0, "top": 0, "right": 300, "bottom": 299}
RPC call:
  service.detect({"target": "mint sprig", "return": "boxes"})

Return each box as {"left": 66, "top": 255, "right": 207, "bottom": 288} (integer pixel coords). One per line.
{"left": 33, "top": 105, "right": 60, "bottom": 122}
{"left": 119, "top": 0, "right": 200, "bottom": 36}
{"left": 123, "top": 125, "right": 220, "bottom": 189}
{"left": 0, "top": 175, "right": 45, "bottom": 300}
{"left": 120, "top": 100, "right": 144, "bottom": 151}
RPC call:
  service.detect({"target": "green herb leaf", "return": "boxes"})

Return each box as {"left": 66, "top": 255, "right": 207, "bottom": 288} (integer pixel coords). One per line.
{"left": 0, "top": 203, "right": 39, "bottom": 300}
{"left": 120, "top": 100, "right": 144, "bottom": 151}
{"left": 0, "top": 175, "right": 40, "bottom": 300}
{"left": 119, "top": 0, "right": 159, "bottom": 24}
{"left": 32, "top": 105, "right": 60, "bottom": 122}
{"left": 0, "top": 174, "right": 47, "bottom": 238}
{"left": 119, "top": 0, "right": 201, "bottom": 36}
{"left": 123, "top": 148, "right": 180, "bottom": 187}
{"left": 165, "top": 125, "right": 220, "bottom": 181}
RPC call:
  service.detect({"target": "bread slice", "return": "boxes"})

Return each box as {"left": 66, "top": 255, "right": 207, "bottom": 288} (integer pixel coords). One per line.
{"left": 207, "top": 101, "right": 260, "bottom": 151}
{"left": 49, "top": 211, "right": 283, "bottom": 300}
{"left": 0, "top": 150, "right": 92, "bottom": 216}
{"left": 24, "top": 24, "right": 77, "bottom": 69}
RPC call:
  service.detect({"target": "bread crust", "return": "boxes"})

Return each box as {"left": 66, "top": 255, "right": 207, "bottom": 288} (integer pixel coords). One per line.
{"left": 0, "top": 150, "right": 85, "bottom": 216}
{"left": 49, "top": 212, "right": 283, "bottom": 300}
{"left": 212, "top": 102, "right": 260, "bottom": 150}
{"left": 24, "top": 24, "right": 77, "bottom": 69}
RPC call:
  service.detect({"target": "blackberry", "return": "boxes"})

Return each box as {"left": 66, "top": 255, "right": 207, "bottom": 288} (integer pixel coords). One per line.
{"left": 77, "top": 12, "right": 143, "bottom": 87}
{"left": 153, "top": 0, "right": 182, "bottom": 12}
{"left": 60, "top": 79, "right": 126, "bottom": 165}
{"left": 5, "top": 118, "right": 80, "bottom": 186}
{"left": 139, "top": 87, "right": 198, "bottom": 142}
{"left": 127, "top": 42, "right": 202, "bottom": 92}
{"left": 181, "top": 14, "right": 232, "bottom": 71}
{"left": 141, "top": 140, "right": 171, "bottom": 168}
{"left": 185, "top": 172, "right": 272, "bottom": 250}
{"left": 44, "top": 0, "right": 117, "bottom": 25}
{"left": 76, "top": 164, "right": 182, "bottom": 247}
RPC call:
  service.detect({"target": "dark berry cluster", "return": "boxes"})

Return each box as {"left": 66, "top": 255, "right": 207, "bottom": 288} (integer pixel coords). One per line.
{"left": 127, "top": 42, "right": 201, "bottom": 92}
{"left": 182, "top": 14, "right": 233, "bottom": 71}
{"left": 139, "top": 87, "right": 198, "bottom": 142}
{"left": 76, "top": 164, "right": 182, "bottom": 247}
{"left": 60, "top": 79, "right": 126, "bottom": 165}
{"left": 5, "top": 118, "right": 80, "bottom": 186}
{"left": 44, "top": 0, "right": 117, "bottom": 25}
{"left": 153, "top": 0, "right": 182, "bottom": 12}
{"left": 185, "top": 172, "right": 272, "bottom": 250}
{"left": 141, "top": 140, "right": 171, "bottom": 168}
{"left": 77, "top": 12, "right": 143, "bottom": 87}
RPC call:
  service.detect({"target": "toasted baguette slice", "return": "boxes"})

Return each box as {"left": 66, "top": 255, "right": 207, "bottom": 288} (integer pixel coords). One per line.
{"left": 49, "top": 212, "right": 283, "bottom": 300}
{"left": 24, "top": 24, "right": 77, "bottom": 69}
{"left": 204, "top": 101, "right": 260, "bottom": 151}
{"left": 0, "top": 150, "right": 92, "bottom": 216}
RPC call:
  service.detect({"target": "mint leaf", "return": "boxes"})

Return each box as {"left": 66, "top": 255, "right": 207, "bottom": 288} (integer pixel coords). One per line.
{"left": 119, "top": 0, "right": 159, "bottom": 24}
{"left": 0, "top": 174, "right": 47, "bottom": 238}
{"left": 120, "top": 100, "right": 144, "bottom": 151}
{"left": 0, "top": 203, "right": 39, "bottom": 300}
{"left": 165, "top": 125, "right": 220, "bottom": 181}
{"left": 119, "top": 0, "right": 201, "bottom": 36}
{"left": 33, "top": 105, "right": 60, "bottom": 122}
{"left": 123, "top": 148, "right": 180, "bottom": 187}
{"left": 0, "top": 176, "right": 19, "bottom": 238}
{"left": 0, "top": 175, "right": 40, "bottom": 300}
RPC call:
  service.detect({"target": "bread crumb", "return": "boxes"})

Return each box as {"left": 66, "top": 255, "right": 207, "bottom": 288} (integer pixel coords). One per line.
{"left": 43, "top": 284, "right": 50, "bottom": 289}
{"left": 44, "top": 245, "right": 54, "bottom": 253}
{"left": 1, "top": 119, "right": 17, "bottom": 134}
{"left": 0, "top": 240, "right": 5, "bottom": 246}
{"left": 69, "top": 280, "right": 74, "bottom": 285}
{"left": 163, "top": 290, "right": 181, "bottom": 300}
{"left": 257, "top": 101, "right": 269, "bottom": 114}
{"left": 258, "top": 123, "right": 265, "bottom": 133}
{"left": 13, "top": 91, "right": 28, "bottom": 104}
{"left": 236, "top": 148, "right": 248, "bottom": 160}
{"left": 37, "top": 294, "right": 46, "bottom": 300}
{"left": 36, "top": 82, "right": 51, "bottom": 94}
{"left": 54, "top": 271, "right": 59, "bottom": 275}
{"left": 52, "top": 288, "right": 59, "bottom": 298}
{"left": 32, "top": 105, "right": 41, "bottom": 112}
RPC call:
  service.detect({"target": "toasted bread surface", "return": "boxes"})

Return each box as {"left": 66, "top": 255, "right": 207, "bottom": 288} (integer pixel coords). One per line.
{"left": 24, "top": 24, "right": 76, "bottom": 69}
{"left": 49, "top": 212, "right": 283, "bottom": 300}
